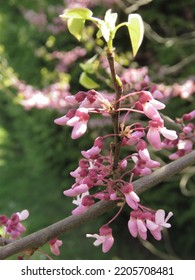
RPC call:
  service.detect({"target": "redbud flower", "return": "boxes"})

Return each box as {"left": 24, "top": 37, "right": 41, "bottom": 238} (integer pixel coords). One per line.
{"left": 147, "top": 119, "right": 178, "bottom": 150}
{"left": 86, "top": 225, "right": 114, "bottom": 253}
{"left": 81, "top": 137, "right": 103, "bottom": 159}
{"left": 128, "top": 210, "right": 147, "bottom": 240}
{"left": 72, "top": 194, "right": 94, "bottom": 215}
{"left": 169, "top": 139, "right": 193, "bottom": 160}
{"left": 0, "top": 209, "right": 29, "bottom": 239}
{"left": 63, "top": 183, "right": 89, "bottom": 197}
{"left": 147, "top": 209, "right": 173, "bottom": 240}
{"left": 137, "top": 140, "right": 160, "bottom": 168}
{"left": 138, "top": 91, "right": 165, "bottom": 120}
{"left": 54, "top": 108, "right": 90, "bottom": 139}
{"left": 183, "top": 110, "right": 195, "bottom": 121}
{"left": 49, "top": 237, "right": 63, "bottom": 256}
{"left": 122, "top": 183, "right": 140, "bottom": 209}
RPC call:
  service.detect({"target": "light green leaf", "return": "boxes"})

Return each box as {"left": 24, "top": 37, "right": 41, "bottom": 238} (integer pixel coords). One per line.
{"left": 80, "top": 54, "right": 98, "bottom": 74}
{"left": 96, "top": 29, "right": 103, "bottom": 39}
{"left": 104, "top": 9, "right": 118, "bottom": 31}
{"left": 67, "top": 18, "right": 85, "bottom": 41}
{"left": 127, "top": 14, "right": 144, "bottom": 57}
{"left": 60, "top": 8, "right": 93, "bottom": 19}
{"left": 79, "top": 72, "right": 99, "bottom": 89}
{"left": 99, "top": 21, "right": 110, "bottom": 42}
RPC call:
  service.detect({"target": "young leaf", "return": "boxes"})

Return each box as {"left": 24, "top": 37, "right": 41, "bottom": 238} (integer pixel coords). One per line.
{"left": 99, "top": 21, "right": 110, "bottom": 42}
{"left": 60, "top": 8, "right": 93, "bottom": 19}
{"left": 127, "top": 14, "right": 144, "bottom": 57}
{"left": 79, "top": 72, "right": 99, "bottom": 89}
{"left": 67, "top": 18, "right": 85, "bottom": 41}
{"left": 80, "top": 54, "right": 98, "bottom": 74}
{"left": 104, "top": 9, "right": 118, "bottom": 32}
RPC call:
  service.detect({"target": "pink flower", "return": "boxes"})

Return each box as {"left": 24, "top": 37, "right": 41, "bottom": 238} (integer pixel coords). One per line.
{"left": 169, "top": 139, "right": 193, "bottom": 160}
{"left": 86, "top": 225, "right": 114, "bottom": 253}
{"left": 122, "top": 127, "right": 145, "bottom": 146}
{"left": 72, "top": 193, "right": 94, "bottom": 215}
{"left": 147, "top": 209, "right": 173, "bottom": 240}
{"left": 63, "top": 183, "right": 89, "bottom": 197}
{"left": 128, "top": 209, "right": 173, "bottom": 241}
{"left": 65, "top": 90, "right": 97, "bottom": 107}
{"left": 132, "top": 141, "right": 160, "bottom": 176}
{"left": 54, "top": 108, "right": 89, "bottom": 139}
{"left": 49, "top": 237, "right": 63, "bottom": 256}
{"left": 147, "top": 119, "right": 178, "bottom": 150}
{"left": 122, "top": 183, "right": 140, "bottom": 209}
{"left": 138, "top": 91, "right": 165, "bottom": 120}
{"left": 137, "top": 140, "right": 160, "bottom": 168}
{"left": 0, "top": 209, "right": 29, "bottom": 239}
{"left": 128, "top": 210, "right": 147, "bottom": 240}
{"left": 183, "top": 110, "right": 195, "bottom": 121}
{"left": 81, "top": 137, "right": 103, "bottom": 159}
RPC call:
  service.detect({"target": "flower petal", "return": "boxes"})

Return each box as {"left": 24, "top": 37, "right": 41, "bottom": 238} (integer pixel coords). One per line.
{"left": 71, "top": 122, "right": 87, "bottom": 139}
{"left": 147, "top": 127, "right": 161, "bottom": 150}
{"left": 102, "top": 236, "right": 114, "bottom": 253}
{"left": 128, "top": 218, "right": 138, "bottom": 238}
{"left": 159, "top": 127, "right": 178, "bottom": 140}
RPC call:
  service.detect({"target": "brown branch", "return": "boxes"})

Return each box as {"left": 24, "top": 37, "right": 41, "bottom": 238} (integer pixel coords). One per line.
{"left": 107, "top": 51, "right": 123, "bottom": 173}
{"left": 0, "top": 150, "right": 195, "bottom": 260}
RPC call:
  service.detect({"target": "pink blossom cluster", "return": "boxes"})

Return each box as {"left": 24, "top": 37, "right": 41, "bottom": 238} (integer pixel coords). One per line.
{"left": 65, "top": 0, "right": 118, "bottom": 9}
{"left": 121, "top": 66, "right": 150, "bottom": 91}
{"left": 54, "top": 89, "right": 177, "bottom": 252}
{"left": 49, "top": 237, "right": 63, "bottom": 256}
{"left": 22, "top": 9, "right": 48, "bottom": 31}
{"left": 21, "top": 6, "right": 66, "bottom": 35}
{"left": 156, "top": 79, "right": 195, "bottom": 100}
{"left": 0, "top": 210, "right": 29, "bottom": 240}
{"left": 121, "top": 67, "right": 195, "bottom": 100}
{"left": 12, "top": 79, "right": 71, "bottom": 111}
{"left": 52, "top": 47, "right": 86, "bottom": 72}
{"left": 162, "top": 109, "right": 195, "bottom": 160}
{"left": 21, "top": 0, "right": 119, "bottom": 36}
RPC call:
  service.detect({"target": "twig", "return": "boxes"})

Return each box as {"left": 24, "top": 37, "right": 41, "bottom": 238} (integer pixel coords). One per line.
{"left": 107, "top": 50, "right": 123, "bottom": 173}
{"left": 125, "top": 0, "right": 154, "bottom": 13}
{"left": 0, "top": 150, "right": 194, "bottom": 260}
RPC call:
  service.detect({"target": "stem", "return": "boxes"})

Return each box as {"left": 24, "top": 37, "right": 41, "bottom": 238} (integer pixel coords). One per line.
{"left": 107, "top": 50, "right": 123, "bottom": 175}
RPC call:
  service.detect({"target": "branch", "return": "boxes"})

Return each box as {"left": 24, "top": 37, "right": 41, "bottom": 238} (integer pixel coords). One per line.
{"left": 0, "top": 150, "right": 195, "bottom": 259}
{"left": 125, "top": 0, "right": 154, "bottom": 13}
{"left": 107, "top": 51, "right": 123, "bottom": 174}
{"left": 154, "top": 53, "right": 195, "bottom": 79}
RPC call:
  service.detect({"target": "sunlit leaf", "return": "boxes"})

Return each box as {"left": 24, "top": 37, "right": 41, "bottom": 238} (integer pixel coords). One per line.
{"left": 99, "top": 21, "right": 110, "bottom": 42}
{"left": 104, "top": 9, "right": 118, "bottom": 31}
{"left": 67, "top": 18, "right": 85, "bottom": 41}
{"left": 60, "top": 8, "right": 93, "bottom": 19}
{"left": 127, "top": 14, "right": 144, "bottom": 57}
{"left": 80, "top": 55, "right": 98, "bottom": 74}
{"left": 79, "top": 72, "right": 99, "bottom": 89}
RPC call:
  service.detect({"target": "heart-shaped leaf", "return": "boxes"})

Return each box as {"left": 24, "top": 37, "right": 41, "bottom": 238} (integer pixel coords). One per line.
{"left": 60, "top": 8, "right": 93, "bottom": 19}
{"left": 127, "top": 14, "right": 144, "bottom": 57}
{"left": 79, "top": 72, "right": 99, "bottom": 89}
{"left": 67, "top": 18, "right": 85, "bottom": 41}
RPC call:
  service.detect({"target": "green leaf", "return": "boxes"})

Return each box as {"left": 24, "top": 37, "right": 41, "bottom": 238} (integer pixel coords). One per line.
{"left": 104, "top": 9, "right": 118, "bottom": 32}
{"left": 127, "top": 14, "right": 144, "bottom": 57}
{"left": 67, "top": 18, "right": 85, "bottom": 41}
{"left": 79, "top": 72, "right": 99, "bottom": 89}
{"left": 99, "top": 21, "right": 110, "bottom": 42}
{"left": 60, "top": 8, "right": 93, "bottom": 19}
{"left": 80, "top": 54, "right": 98, "bottom": 74}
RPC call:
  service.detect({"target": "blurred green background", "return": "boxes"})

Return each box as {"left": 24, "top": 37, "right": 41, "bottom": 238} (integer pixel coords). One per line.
{"left": 0, "top": 0, "right": 194, "bottom": 259}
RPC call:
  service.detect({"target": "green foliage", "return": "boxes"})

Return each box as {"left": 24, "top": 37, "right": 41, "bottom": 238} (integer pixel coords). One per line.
{"left": 126, "top": 14, "right": 144, "bottom": 57}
